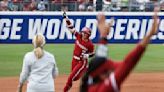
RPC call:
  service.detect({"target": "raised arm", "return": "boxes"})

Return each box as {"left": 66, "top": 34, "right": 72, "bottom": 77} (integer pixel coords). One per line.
{"left": 63, "top": 11, "right": 77, "bottom": 34}
{"left": 139, "top": 8, "right": 159, "bottom": 47}
{"left": 96, "top": 13, "right": 113, "bottom": 57}
{"left": 96, "top": 8, "right": 159, "bottom": 91}
{"left": 113, "top": 8, "right": 159, "bottom": 88}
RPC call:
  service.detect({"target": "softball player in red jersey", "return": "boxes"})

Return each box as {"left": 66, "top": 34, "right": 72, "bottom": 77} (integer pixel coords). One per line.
{"left": 80, "top": 8, "right": 159, "bottom": 92}
{"left": 63, "top": 12, "right": 95, "bottom": 92}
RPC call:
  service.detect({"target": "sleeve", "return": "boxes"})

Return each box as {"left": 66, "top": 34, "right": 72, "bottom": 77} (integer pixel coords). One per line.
{"left": 98, "top": 44, "right": 146, "bottom": 92}
{"left": 107, "top": 59, "right": 123, "bottom": 70}
{"left": 52, "top": 56, "right": 59, "bottom": 78}
{"left": 88, "top": 43, "right": 95, "bottom": 57}
{"left": 114, "top": 44, "right": 146, "bottom": 88}
{"left": 65, "top": 18, "right": 81, "bottom": 38}
{"left": 65, "top": 18, "right": 76, "bottom": 34}
{"left": 74, "top": 31, "right": 81, "bottom": 38}
{"left": 19, "top": 55, "right": 31, "bottom": 85}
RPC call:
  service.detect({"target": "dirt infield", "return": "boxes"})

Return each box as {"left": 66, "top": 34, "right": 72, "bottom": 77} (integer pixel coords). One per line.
{"left": 0, "top": 72, "right": 164, "bottom": 92}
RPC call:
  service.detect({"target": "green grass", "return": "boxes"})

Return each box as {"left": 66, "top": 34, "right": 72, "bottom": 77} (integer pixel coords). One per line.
{"left": 0, "top": 44, "right": 164, "bottom": 77}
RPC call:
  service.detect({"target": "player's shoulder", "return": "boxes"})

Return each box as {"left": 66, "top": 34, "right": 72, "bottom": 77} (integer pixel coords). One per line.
{"left": 23, "top": 51, "right": 35, "bottom": 62}
{"left": 44, "top": 50, "right": 55, "bottom": 58}
{"left": 75, "top": 32, "right": 82, "bottom": 38}
{"left": 24, "top": 51, "right": 34, "bottom": 58}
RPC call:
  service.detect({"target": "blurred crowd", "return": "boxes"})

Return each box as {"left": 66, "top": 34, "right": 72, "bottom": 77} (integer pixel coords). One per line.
{"left": 0, "top": 0, "right": 164, "bottom": 11}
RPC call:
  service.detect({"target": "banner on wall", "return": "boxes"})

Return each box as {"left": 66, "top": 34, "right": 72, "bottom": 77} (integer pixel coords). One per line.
{"left": 0, "top": 12, "right": 164, "bottom": 43}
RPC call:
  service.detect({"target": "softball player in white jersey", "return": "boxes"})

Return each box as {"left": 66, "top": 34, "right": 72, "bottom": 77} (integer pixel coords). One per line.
{"left": 17, "top": 34, "right": 58, "bottom": 92}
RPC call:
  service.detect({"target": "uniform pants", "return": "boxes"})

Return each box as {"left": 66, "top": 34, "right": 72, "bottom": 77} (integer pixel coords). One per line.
{"left": 66, "top": 59, "right": 88, "bottom": 86}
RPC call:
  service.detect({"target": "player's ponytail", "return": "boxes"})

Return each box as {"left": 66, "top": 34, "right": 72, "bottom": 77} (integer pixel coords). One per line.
{"left": 34, "top": 47, "right": 43, "bottom": 59}
{"left": 32, "top": 34, "right": 46, "bottom": 59}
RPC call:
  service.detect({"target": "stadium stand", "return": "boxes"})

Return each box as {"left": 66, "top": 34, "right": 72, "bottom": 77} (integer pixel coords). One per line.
{"left": 0, "top": 0, "right": 162, "bottom": 11}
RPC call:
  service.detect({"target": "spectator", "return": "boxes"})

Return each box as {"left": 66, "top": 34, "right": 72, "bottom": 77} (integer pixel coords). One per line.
{"left": 8, "top": 0, "right": 15, "bottom": 10}
{"left": 61, "top": 4, "right": 68, "bottom": 11}
{"left": 22, "top": 0, "right": 37, "bottom": 11}
{"left": 29, "top": 0, "right": 37, "bottom": 11}
{"left": 67, "top": 0, "right": 77, "bottom": 11}
{"left": 51, "top": 0, "right": 61, "bottom": 11}
{"left": 87, "top": 5, "right": 93, "bottom": 11}
{"left": 78, "top": 0, "right": 94, "bottom": 11}
{"left": 12, "top": 5, "right": 19, "bottom": 11}
{"left": 136, "top": 0, "right": 150, "bottom": 11}
{"left": 102, "top": 0, "right": 111, "bottom": 11}
{"left": 111, "top": 0, "right": 121, "bottom": 11}
{"left": 160, "top": 0, "right": 164, "bottom": 11}
{"left": 12, "top": 0, "right": 22, "bottom": 11}
{"left": 160, "top": 0, "right": 164, "bottom": 4}
{"left": 96, "top": 0, "right": 103, "bottom": 11}
{"left": 78, "top": 0, "right": 83, "bottom": 4}
{"left": 0, "top": 0, "right": 161, "bottom": 11}
{"left": 37, "top": 0, "right": 46, "bottom": 11}
{"left": 0, "top": 0, "right": 9, "bottom": 11}
{"left": 130, "top": 0, "right": 141, "bottom": 11}
{"left": 86, "top": 0, "right": 94, "bottom": 6}
{"left": 78, "top": 3, "right": 85, "bottom": 11}
{"left": 86, "top": 0, "right": 94, "bottom": 11}
{"left": 145, "top": 1, "right": 154, "bottom": 11}
{"left": 121, "top": 0, "right": 129, "bottom": 11}
{"left": 78, "top": 0, "right": 85, "bottom": 11}
{"left": 23, "top": 3, "right": 30, "bottom": 11}
{"left": 51, "top": 0, "right": 68, "bottom": 11}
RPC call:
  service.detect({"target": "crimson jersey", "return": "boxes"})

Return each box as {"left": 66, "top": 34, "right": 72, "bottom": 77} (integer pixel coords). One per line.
{"left": 88, "top": 44, "right": 145, "bottom": 92}
{"left": 73, "top": 32, "right": 94, "bottom": 60}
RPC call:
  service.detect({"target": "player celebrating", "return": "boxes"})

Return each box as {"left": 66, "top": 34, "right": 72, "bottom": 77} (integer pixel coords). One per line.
{"left": 63, "top": 12, "right": 95, "bottom": 92}
{"left": 17, "top": 34, "right": 58, "bottom": 92}
{"left": 80, "top": 8, "right": 159, "bottom": 92}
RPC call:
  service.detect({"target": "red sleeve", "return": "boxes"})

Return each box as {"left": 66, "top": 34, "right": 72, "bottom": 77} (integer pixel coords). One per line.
{"left": 107, "top": 59, "right": 123, "bottom": 70}
{"left": 114, "top": 44, "right": 146, "bottom": 88}
{"left": 89, "top": 43, "right": 94, "bottom": 53}
{"left": 94, "top": 45, "right": 146, "bottom": 92}
{"left": 74, "top": 31, "right": 81, "bottom": 38}
{"left": 89, "top": 45, "right": 95, "bottom": 57}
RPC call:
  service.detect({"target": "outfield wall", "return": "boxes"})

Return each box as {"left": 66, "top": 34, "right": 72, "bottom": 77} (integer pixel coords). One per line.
{"left": 0, "top": 12, "right": 164, "bottom": 43}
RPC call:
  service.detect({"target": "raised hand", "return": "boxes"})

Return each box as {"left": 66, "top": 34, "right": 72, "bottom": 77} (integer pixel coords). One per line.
{"left": 148, "top": 7, "right": 159, "bottom": 36}
{"left": 97, "top": 13, "right": 114, "bottom": 38}
{"left": 63, "top": 11, "right": 67, "bottom": 19}
{"left": 140, "top": 7, "right": 159, "bottom": 47}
